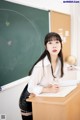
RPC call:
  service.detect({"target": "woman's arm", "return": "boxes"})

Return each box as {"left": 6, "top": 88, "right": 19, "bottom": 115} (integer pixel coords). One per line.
{"left": 28, "top": 65, "right": 44, "bottom": 95}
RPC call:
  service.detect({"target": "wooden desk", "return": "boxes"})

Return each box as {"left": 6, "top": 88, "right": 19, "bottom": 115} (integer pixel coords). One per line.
{"left": 27, "top": 84, "right": 80, "bottom": 120}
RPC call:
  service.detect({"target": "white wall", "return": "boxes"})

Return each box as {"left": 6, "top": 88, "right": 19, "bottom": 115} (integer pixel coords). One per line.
{"left": 0, "top": 0, "right": 80, "bottom": 120}
{"left": 77, "top": 17, "right": 80, "bottom": 65}
{"left": 0, "top": 79, "right": 29, "bottom": 120}
{"left": 76, "top": 5, "right": 80, "bottom": 65}
{"left": 6, "top": 0, "right": 70, "bottom": 14}
{"left": 70, "top": 4, "right": 80, "bottom": 64}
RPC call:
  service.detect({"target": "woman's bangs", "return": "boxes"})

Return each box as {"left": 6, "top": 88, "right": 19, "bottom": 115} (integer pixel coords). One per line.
{"left": 49, "top": 36, "right": 61, "bottom": 42}
{"left": 44, "top": 32, "right": 62, "bottom": 45}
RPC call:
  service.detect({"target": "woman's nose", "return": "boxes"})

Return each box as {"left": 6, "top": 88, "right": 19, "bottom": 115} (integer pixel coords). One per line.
{"left": 53, "top": 45, "right": 56, "bottom": 48}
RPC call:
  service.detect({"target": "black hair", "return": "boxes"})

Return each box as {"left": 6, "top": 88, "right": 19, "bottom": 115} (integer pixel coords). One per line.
{"left": 28, "top": 32, "right": 64, "bottom": 77}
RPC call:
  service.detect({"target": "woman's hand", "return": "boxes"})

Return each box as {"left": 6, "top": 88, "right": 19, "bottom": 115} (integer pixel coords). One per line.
{"left": 42, "top": 84, "right": 60, "bottom": 93}
{"left": 29, "top": 93, "right": 35, "bottom": 98}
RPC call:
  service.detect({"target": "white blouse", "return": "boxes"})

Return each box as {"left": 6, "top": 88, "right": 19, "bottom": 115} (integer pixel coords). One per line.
{"left": 28, "top": 56, "right": 67, "bottom": 95}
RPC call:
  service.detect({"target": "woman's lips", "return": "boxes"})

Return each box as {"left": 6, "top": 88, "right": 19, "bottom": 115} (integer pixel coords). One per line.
{"left": 52, "top": 49, "right": 57, "bottom": 52}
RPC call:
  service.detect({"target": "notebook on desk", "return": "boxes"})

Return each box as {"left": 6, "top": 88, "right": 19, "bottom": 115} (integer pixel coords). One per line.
{"left": 37, "top": 80, "right": 77, "bottom": 97}
{"left": 37, "top": 85, "right": 77, "bottom": 97}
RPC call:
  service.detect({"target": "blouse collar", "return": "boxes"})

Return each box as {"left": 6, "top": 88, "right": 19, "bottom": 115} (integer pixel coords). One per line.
{"left": 36, "top": 55, "right": 60, "bottom": 67}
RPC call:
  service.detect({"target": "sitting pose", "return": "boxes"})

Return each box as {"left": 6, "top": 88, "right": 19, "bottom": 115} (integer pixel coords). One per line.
{"left": 19, "top": 32, "right": 64, "bottom": 120}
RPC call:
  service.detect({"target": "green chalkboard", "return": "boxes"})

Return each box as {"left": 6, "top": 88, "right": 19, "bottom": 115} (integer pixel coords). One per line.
{"left": 0, "top": 1, "right": 49, "bottom": 86}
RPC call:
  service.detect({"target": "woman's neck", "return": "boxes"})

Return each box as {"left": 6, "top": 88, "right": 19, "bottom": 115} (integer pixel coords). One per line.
{"left": 51, "top": 55, "right": 58, "bottom": 64}
{"left": 50, "top": 55, "right": 58, "bottom": 73}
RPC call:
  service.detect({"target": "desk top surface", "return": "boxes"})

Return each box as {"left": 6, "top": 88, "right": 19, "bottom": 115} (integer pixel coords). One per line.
{"left": 27, "top": 84, "right": 80, "bottom": 105}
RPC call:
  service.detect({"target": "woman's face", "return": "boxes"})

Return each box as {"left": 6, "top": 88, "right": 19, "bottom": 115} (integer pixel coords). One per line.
{"left": 46, "top": 38, "right": 61, "bottom": 57}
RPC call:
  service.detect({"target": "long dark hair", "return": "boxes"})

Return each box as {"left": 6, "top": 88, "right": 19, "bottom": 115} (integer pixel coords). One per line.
{"left": 29, "top": 32, "right": 64, "bottom": 77}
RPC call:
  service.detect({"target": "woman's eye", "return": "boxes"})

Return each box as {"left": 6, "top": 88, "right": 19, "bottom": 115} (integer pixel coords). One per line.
{"left": 48, "top": 42, "right": 52, "bottom": 44}
{"left": 56, "top": 41, "right": 59, "bottom": 44}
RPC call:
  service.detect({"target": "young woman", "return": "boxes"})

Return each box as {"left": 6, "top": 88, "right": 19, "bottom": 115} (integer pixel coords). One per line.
{"left": 19, "top": 32, "right": 64, "bottom": 120}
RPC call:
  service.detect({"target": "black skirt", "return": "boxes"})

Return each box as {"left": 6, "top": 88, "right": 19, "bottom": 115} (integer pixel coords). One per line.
{"left": 19, "top": 84, "right": 32, "bottom": 119}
